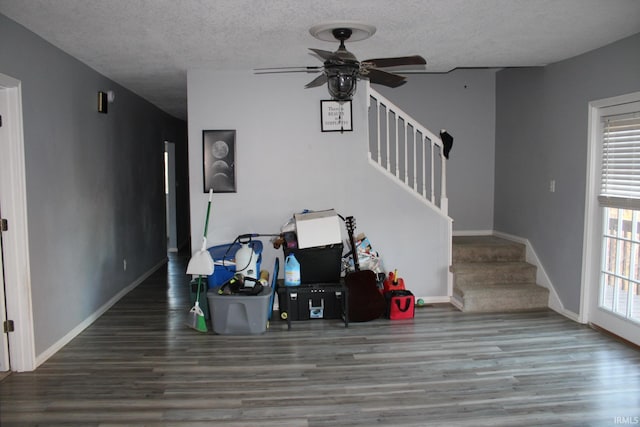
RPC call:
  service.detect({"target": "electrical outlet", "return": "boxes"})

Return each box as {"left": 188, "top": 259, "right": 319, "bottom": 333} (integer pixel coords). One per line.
{"left": 549, "top": 179, "right": 556, "bottom": 193}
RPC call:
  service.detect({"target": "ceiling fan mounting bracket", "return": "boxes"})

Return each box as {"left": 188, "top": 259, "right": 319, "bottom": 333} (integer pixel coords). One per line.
{"left": 332, "top": 28, "right": 352, "bottom": 42}
{"left": 309, "top": 21, "right": 376, "bottom": 42}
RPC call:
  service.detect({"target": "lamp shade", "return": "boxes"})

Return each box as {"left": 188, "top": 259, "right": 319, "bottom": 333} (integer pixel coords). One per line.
{"left": 326, "top": 64, "right": 358, "bottom": 100}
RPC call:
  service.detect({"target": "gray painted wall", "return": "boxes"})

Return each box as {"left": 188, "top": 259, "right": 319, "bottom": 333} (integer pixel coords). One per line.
{"left": 0, "top": 14, "right": 187, "bottom": 356}
{"left": 374, "top": 70, "right": 497, "bottom": 232}
{"left": 494, "top": 33, "right": 640, "bottom": 314}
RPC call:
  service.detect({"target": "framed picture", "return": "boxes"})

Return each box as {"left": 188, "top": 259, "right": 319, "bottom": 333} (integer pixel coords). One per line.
{"left": 203, "top": 129, "right": 236, "bottom": 193}
{"left": 320, "top": 100, "right": 353, "bottom": 132}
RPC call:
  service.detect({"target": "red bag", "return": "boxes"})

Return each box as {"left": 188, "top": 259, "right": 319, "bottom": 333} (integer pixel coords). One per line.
{"left": 386, "top": 290, "right": 415, "bottom": 320}
{"left": 383, "top": 270, "right": 405, "bottom": 294}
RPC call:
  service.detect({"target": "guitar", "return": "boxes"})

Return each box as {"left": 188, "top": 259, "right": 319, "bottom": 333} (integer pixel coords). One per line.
{"left": 344, "top": 216, "right": 386, "bottom": 322}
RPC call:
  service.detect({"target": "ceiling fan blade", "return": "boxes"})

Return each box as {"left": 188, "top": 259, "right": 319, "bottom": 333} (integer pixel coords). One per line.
{"left": 309, "top": 48, "right": 343, "bottom": 63}
{"left": 362, "top": 55, "right": 426, "bottom": 68}
{"left": 254, "top": 66, "right": 322, "bottom": 74}
{"left": 305, "top": 74, "right": 328, "bottom": 88}
{"left": 364, "top": 68, "right": 407, "bottom": 88}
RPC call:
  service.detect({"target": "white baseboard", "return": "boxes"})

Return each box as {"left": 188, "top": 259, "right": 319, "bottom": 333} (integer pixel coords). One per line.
{"left": 416, "top": 295, "right": 451, "bottom": 304}
{"left": 492, "top": 231, "right": 581, "bottom": 323}
{"left": 449, "top": 295, "right": 463, "bottom": 310}
{"left": 35, "top": 258, "right": 168, "bottom": 367}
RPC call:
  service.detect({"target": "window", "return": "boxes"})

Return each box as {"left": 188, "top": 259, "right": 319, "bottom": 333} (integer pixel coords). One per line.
{"left": 599, "top": 103, "right": 640, "bottom": 323}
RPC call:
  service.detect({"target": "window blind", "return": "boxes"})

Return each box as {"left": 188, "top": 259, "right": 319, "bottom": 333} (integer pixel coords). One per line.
{"left": 599, "top": 111, "right": 640, "bottom": 209}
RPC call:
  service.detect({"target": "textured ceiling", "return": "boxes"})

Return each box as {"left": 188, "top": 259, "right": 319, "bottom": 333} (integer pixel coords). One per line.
{"left": 1, "top": 0, "right": 640, "bottom": 120}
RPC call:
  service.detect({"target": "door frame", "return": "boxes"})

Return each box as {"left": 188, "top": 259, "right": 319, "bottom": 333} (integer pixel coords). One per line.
{"left": 581, "top": 90, "right": 640, "bottom": 346}
{"left": 0, "top": 88, "right": 9, "bottom": 371}
{"left": 0, "top": 73, "right": 36, "bottom": 372}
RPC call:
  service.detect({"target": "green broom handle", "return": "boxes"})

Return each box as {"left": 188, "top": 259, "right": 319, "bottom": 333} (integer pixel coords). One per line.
{"left": 196, "top": 275, "right": 203, "bottom": 302}
{"left": 203, "top": 189, "right": 213, "bottom": 237}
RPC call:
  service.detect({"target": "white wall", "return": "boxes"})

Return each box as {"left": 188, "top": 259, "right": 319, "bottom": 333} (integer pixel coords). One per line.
{"left": 187, "top": 70, "right": 450, "bottom": 298}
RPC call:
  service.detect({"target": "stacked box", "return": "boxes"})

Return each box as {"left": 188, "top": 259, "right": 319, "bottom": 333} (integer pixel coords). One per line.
{"left": 294, "top": 209, "right": 342, "bottom": 249}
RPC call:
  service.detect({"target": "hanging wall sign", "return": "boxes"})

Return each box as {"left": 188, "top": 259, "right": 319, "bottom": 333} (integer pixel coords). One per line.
{"left": 320, "top": 100, "right": 353, "bottom": 132}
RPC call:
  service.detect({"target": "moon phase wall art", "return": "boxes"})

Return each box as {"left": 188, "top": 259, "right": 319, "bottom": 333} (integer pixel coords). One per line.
{"left": 203, "top": 130, "right": 236, "bottom": 193}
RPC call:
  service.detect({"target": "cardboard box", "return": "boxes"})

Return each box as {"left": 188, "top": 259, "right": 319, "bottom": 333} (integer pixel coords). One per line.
{"left": 294, "top": 209, "right": 342, "bottom": 249}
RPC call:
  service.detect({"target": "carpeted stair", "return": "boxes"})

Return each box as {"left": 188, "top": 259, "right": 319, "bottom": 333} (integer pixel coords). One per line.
{"left": 451, "top": 235, "right": 549, "bottom": 312}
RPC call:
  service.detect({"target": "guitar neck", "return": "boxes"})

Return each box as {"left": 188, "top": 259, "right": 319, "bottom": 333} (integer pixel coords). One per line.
{"left": 345, "top": 216, "right": 360, "bottom": 272}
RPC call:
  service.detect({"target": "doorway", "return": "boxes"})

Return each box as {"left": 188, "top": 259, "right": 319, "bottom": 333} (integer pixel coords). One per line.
{"left": 0, "top": 73, "right": 36, "bottom": 371}
{"left": 0, "top": 86, "right": 11, "bottom": 372}
{"left": 583, "top": 92, "right": 640, "bottom": 346}
{"left": 0, "top": 159, "right": 8, "bottom": 374}
{"left": 165, "top": 142, "right": 177, "bottom": 252}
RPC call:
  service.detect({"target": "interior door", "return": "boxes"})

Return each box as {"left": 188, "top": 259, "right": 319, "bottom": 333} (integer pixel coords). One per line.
{"left": 164, "top": 142, "right": 177, "bottom": 252}
{"left": 0, "top": 220, "right": 9, "bottom": 372}
{"left": 0, "top": 89, "right": 10, "bottom": 371}
{"left": 0, "top": 74, "right": 36, "bottom": 372}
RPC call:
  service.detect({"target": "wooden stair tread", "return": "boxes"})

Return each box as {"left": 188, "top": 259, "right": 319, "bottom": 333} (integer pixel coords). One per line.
{"left": 455, "top": 281, "right": 549, "bottom": 294}
{"left": 451, "top": 261, "right": 536, "bottom": 272}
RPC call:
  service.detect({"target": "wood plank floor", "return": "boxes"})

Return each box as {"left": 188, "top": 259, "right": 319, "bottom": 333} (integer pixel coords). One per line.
{"left": 1, "top": 253, "right": 639, "bottom": 426}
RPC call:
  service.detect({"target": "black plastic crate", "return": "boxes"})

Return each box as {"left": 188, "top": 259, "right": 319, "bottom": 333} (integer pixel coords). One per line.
{"left": 283, "top": 243, "right": 343, "bottom": 284}
{"left": 277, "top": 283, "right": 348, "bottom": 329}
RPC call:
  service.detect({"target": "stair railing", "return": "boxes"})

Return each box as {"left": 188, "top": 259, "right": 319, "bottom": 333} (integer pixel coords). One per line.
{"left": 367, "top": 85, "right": 448, "bottom": 217}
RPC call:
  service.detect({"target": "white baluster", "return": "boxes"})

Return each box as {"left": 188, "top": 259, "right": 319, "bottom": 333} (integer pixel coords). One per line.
{"left": 385, "top": 106, "right": 391, "bottom": 172}
{"left": 394, "top": 112, "right": 399, "bottom": 179}
{"left": 403, "top": 119, "right": 408, "bottom": 187}
{"left": 441, "top": 152, "right": 448, "bottom": 215}
{"left": 429, "top": 138, "right": 435, "bottom": 202}
{"left": 376, "top": 101, "right": 382, "bottom": 165}
{"left": 411, "top": 124, "right": 418, "bottom": 192}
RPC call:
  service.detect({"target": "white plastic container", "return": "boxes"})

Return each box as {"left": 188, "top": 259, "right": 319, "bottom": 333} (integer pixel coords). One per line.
{"left": 235, "top": 243, "right": 258, "bottom": 280}
{"left": 284, "top": 253, "right": 301, "bottom": 286}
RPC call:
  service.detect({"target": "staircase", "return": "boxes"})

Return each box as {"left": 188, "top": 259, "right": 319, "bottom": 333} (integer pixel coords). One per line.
{"left": 451, "top": 235, "right": 549, "bottom": 312}
{"left": 367, "top": 85, "right": 448, "bottom": 216}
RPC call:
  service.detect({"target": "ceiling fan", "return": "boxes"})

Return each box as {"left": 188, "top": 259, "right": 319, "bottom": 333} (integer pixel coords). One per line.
{"left": 255, "top": 23, "right": 427, "bottom": 100}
